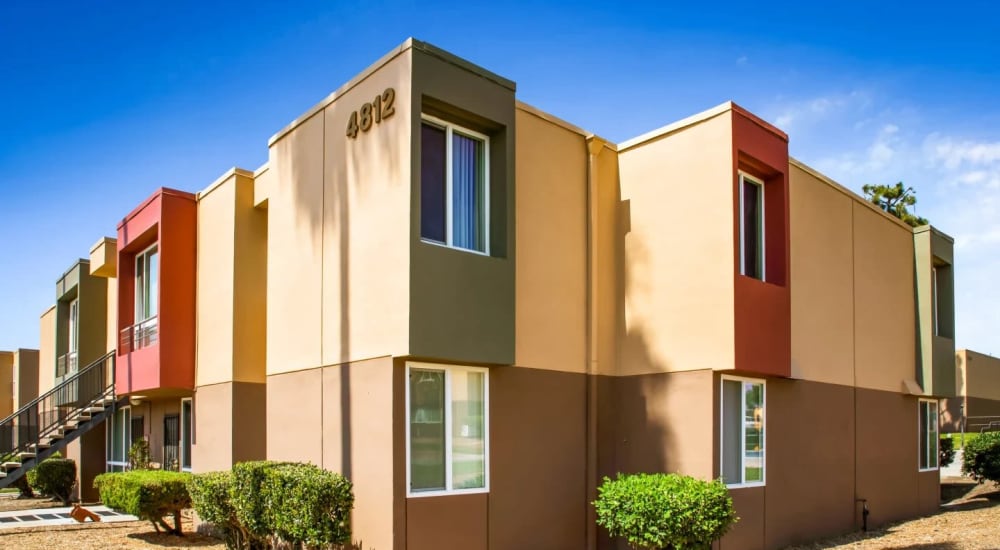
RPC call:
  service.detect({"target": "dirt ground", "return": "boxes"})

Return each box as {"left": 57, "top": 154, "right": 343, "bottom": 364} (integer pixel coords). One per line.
{"left": 0, "top": 512, "right": 224, "bottom": 550}
{"left": 785, "top": 479, "right": 1000, "bottom": 550}
{"left": 0, "top": 494, "right": 65, "bottom": 512}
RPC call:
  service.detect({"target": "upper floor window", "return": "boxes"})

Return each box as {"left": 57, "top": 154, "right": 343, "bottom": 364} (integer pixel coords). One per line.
{"left": 420, "top": 115, "right": 490, "bottom": 254}
{"left": 721, "top": 376, "right": 765, "bottom": 487}
{"left": 135, "top": 244, "right": 159, "bottom": 323}
{"left": 68, "top": 298, "right": 79, "bottom": 354}
{"left": 919, "top": 399, "right": 939, "bottom": 471}
{"left": 739, "top": 172, "right": 765, "bottom": 280}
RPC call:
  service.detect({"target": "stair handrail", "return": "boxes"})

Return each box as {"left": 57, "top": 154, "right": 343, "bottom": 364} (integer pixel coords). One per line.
{"left": 0, "top": 351, "right": 116, "bottom": 427}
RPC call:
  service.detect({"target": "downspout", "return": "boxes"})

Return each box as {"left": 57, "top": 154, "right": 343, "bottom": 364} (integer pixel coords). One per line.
{"left": 585, "top": 136, "right": 607, "bottom": 550}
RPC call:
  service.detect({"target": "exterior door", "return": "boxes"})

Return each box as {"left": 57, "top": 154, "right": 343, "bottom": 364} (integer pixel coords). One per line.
{"left": 163, "top": 415, "right": 179, "bottom": 471}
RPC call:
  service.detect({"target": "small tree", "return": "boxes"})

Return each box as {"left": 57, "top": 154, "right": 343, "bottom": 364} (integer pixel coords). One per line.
{"left": 128, "top": 438, "right": 152, "bottom": 470}
{"left": 595, "top": 473, "right": 737, "bottom": 550}
{"left": 862, "top": 182, "right": 929, "bottom": 227}
{"left": 962, "top": 431, "right": 1000, "bottom": 483}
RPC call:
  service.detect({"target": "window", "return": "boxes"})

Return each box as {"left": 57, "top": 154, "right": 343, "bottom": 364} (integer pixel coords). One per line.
{"left": 420, "top": 115, "right": 490, "bottom": 254}
{"left": 106, "top": 407, "right": 131, "bottom": 472}
{"left": 932, "top": 266, "right": 941, "bottom": 336}
{"left": 131, "top": 416, "right": 145, "bottom": 447}
{"left": 739, "top": 172, "right": 765, "bottom": 280}
{"left": 406, "top": 363, "right": 488, "bottom": 496}
{"left": 721, "top": 376, "right": 765, "bottom": 486}
{"left": 919, "top": 399, "right": 939, "bottom": 471}
{"left": 181, "top": 398, "right": 193, "bottom": 472}
{"left": 134, "top": 244, "right": 159, "bottom": 348}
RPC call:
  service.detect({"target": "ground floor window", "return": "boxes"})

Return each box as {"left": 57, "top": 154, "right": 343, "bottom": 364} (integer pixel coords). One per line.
{"left": 181, "top": 398, "right": 193, "bottom": 472}
{"left": 106, "top": 407, "right": 131, "bottom": 472}
{"left": 919, "top": 399, "right": 939, "bottom": 471}
{"left": 406, "top": 362, "right": 488, "bottom": 496}
{"left": 721, "top": 376, "right": 765, "bottom": 486}
{"left": 164, "top": 414, "right": 180, "bottom": 471}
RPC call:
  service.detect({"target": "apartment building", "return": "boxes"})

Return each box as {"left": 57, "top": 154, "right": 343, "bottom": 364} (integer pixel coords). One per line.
{"left": 2, "top": 38, "right": 964, "bottom": 550}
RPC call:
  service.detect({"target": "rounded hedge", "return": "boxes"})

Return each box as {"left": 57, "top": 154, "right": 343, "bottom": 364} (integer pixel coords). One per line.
{"left": 27, "top": 457, "right": 76, "bottom": 505}
{"left": 94, "top": 470, "right": 192, "bottom": 535}
{"left": 962, "top": 431, "right": 1000, "bottom": 483}
{"left": 594, "top": 473, "right": 737, "bottom": 550}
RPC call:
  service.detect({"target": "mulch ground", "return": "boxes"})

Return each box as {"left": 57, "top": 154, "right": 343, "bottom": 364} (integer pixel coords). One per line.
{"left": 0, "top": 511, "right": 225, "bottom": 549}
{"left": 784, "top": 479, "right": 1000, "bottom": 549}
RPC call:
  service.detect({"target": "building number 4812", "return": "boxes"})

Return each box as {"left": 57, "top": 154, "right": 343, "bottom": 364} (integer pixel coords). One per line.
{"left": 346, "top": 88, "right": 396, "bottom": 139}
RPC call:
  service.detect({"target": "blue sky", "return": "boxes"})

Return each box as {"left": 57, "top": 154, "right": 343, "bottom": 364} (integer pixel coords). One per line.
{"left": 2, "top": 1, "right": 998, "bottom": 354}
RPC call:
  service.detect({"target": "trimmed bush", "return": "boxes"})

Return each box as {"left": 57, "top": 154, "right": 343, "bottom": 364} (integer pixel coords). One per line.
{"left": 262, "top": 463, "right": 353, "bottom": 546}
{"left": 27, "top": 457, "right": 76, "bottom": 505}
{"left": 191, "top": 461, "right": 354, "bottom": 549}
{"left": 95, "top": 470, "right": 193, "bottom": 535}
{"left": 188, "top": 471, "right": 244, "bottom": 548}
{"left": 962, "top": 431, "right": 1000, "bottom": 483}
{"left": 940, "top": 436, "right": 957, "bottom": 468}
{"left": 595, "top": 473, "right": 737, "bottom": 550}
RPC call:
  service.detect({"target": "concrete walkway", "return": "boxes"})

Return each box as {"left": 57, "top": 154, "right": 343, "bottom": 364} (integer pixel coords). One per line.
{"left": 0, "top": 505, "right": 137, "bottom": 529}
{"left": 941, "top": 448, "right": 965, "bottom": 478}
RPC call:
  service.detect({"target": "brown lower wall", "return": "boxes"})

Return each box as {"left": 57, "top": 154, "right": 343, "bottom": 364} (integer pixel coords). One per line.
{"left": 266, "top": 361, "right": 940, "bottom": 550}
{"left": 65, "top": 429, "right": 105, "bottom": 502}
{"left": 193, "top": 381, "right": 266, "bottom": 472}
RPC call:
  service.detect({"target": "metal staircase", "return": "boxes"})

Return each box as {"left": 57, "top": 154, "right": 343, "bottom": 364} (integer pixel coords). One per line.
{"left": 0, "top": 352, "right": 119, "bottom": 488}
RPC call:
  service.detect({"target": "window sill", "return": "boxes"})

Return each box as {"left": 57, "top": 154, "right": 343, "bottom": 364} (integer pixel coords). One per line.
{"left": 918, "top": 467, "right": 939, "bottom": 473}
{"left": 407, "top": 487, "right": 489, "bottom": 499}
{"left": 726, "top": 482, "right": 766, "bottom": 489}
{"left": 420, "top": 238, "right": 490, "bottom": 257}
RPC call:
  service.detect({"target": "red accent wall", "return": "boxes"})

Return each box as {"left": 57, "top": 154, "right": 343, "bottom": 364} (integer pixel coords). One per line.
{"left": 731, "top": 108, "right": 791, "bottom": 378}
{"left": 115, "top": 188, "right": 197, "bottom": 395}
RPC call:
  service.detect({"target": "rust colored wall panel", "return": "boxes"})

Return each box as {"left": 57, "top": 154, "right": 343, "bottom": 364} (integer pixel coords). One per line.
{"left": 489, "top": 366, "right": 586, "bottom": 550}
{"left": 764, "top": 378, "right": 855, "bottom": 548}
{"left": 406, "top": 493, "right": 488, "bottom": 550}
{"left": 720, "top": 487, "right": 765, "bottom": 550}
{"left": 918, "top": 470, "right": 940, "bottom": 516}
{"left": 855, "top": 388, "right": 922, "bottom": 527}
{"left": 731, "top": 108, "right": 791, "bottom": 379}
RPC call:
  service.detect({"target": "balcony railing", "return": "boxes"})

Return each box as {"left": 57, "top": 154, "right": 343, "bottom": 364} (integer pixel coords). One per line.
{"left": 55, "top": 352, "right": 78, "bottom": 378}
{"left": 120, "top": 316, "right": 158, "bottom": 354}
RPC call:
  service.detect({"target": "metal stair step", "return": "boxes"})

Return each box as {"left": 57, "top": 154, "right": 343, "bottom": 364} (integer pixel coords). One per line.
{"left": 1, "top": 462, "right": 21, "bottom": 470}
{"left": 28, "top": 443, "right": 51, "bottom": 452}
{"left": 83, "top": 406, "right": 104, "bottom": 414}
{"left": 17, "top": 452, "right": 35, "bottom": 460}
{"left": 0, "top": 471, "right": 6, "bottom": 478}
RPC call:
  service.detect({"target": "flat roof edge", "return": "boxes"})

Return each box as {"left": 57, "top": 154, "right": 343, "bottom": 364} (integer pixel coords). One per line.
{"left": 268, "top": 39, "right": 414, "bottom": 147}
{"left": 618, "top": 102, "right": 735, "bottom": 152}
{"left": 515, "top": 101, "right": 613, "bottom": 144}
{"left": 412, "top": 39, "right": 516, "bottom": 92}
{"left": 789, "top": 158, "right": 915, "bottom": 232}
{"left": 197, "top": 167, "right": 255, "bottom": 200}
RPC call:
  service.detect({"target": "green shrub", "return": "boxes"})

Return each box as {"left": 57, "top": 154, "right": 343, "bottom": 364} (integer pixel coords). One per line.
{"left": 940, "top": 436, "right": 957, "bottom": 468}
{"left": 193, "top": 461, "right": 354, "bottom": 549}
{"left": 95, "top": 470, "right": 192, "bottom": 535}
{"left": 27, "top": 458, "right": 76, "bottom": 505}
{"left": 962, "top": 431, "right": 1000, "bottom": 483}
{"left": 188, "top": 471, "right": 244, "bottom": 548}
{"left": 128, "top": 438, "right": 152, "bottom": 470}
{"left": 595, "top": 473, "right": 737, "bottom": 550}
{"left": 262, "top": 463, "right": 353, "bottom": 546}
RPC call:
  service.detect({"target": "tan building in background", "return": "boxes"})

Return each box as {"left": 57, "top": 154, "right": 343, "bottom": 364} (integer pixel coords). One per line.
{"left": 942, "top": 349, "right": 1000, "bottom": 433}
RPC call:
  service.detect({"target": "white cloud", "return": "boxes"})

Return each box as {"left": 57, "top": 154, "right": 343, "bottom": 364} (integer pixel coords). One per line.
{"left": 925, "top": 134, "right": 1000, "bottom": 169}
{"left": 767, "top": 91, "right": 871, "bottom": 131}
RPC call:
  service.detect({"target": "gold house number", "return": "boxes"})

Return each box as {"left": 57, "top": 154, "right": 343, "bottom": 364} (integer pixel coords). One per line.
{"left": 346, "top": 88, "right": 395, "bottom": 139}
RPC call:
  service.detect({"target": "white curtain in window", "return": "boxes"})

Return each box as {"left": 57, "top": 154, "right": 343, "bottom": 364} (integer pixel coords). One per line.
{"left": 452, "top": 132, "right": 485, "bottom": 252}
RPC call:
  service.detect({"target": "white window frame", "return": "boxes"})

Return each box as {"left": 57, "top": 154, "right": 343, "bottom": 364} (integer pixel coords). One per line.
{"left": 720, "top": 374, "right": 766, "bottom": 488}
{"left": 180, "top": 398, "right": 193, "bottom": 472}
{"left": 738, "top": 172, "right": 766, "bottom": 281}
{"left": 405, "top": 361, "right": 490, "bottom": 498}
{"left": 420, "top": 114, "right": 491, "bottom": 256}
{"left": 918, "top": 398, "right": 940, "bottom": 472}
{"left": 135, "top": 243, "right": 159, "bottom": 323}
{"left": 68, "top": 298, "right": 79, "bottom": 354}
{"left": 106, "top": 406, "right": 131, "bottom": 471}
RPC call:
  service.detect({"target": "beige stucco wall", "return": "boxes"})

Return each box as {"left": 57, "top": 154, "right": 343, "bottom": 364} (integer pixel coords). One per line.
{"left": 852, "top": 202, "right": 916, "bottom": 393}
{"left": 12, "top": 349, "right": 39, "bottom": 410}
{"left": 617, "top": 111, "right": 735, "bottom": 375}
{"left": 790, "top": 162, "right": 917, "bottom": 394}
{"left": 38, "top": 306, "right": 56, "bottom": 395}
{"left": 513, "top": 107, "right": 587, "bottom": 373}
{"left": 266, "top": 49, "right": 411, "bottom": 377}
{"left": 959, "top": 350, "right": 1000, "bottom": 401}
{"left": 197, "top": 170, "right": 267, "bottom": 386}
{"left": 0, "top": 352, "right": 12, "bottom": 417}
{"left": 789, "top": 164, "right": 856, "bottom": 387}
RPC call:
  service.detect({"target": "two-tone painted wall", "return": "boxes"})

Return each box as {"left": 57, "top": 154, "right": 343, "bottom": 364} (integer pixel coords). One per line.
{"left": 942, "top": 349, "right": 1000, "bottom": 433}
